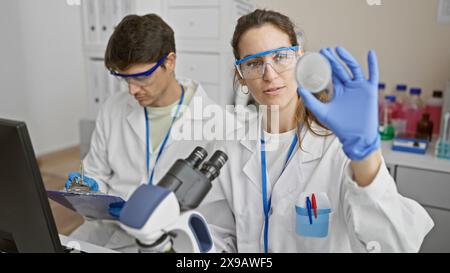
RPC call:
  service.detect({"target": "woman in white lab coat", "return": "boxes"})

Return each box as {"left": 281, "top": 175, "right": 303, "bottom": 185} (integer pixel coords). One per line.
{"left": 198, "top": 9, "right": 434, "bottom": 253}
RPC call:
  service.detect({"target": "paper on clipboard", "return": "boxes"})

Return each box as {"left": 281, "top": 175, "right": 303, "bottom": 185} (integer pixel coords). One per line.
{"left": 47, "top": 190, "right": 125, "bottom": 220}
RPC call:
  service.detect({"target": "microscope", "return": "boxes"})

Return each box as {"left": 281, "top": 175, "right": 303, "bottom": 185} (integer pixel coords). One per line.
{"left": 119, "top": 147, "right": 228, "bottom": 253}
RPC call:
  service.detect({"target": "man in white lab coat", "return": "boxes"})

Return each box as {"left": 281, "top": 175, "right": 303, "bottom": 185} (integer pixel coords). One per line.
{"left": 66, "top": 14, "right": 237, "bottom": 252}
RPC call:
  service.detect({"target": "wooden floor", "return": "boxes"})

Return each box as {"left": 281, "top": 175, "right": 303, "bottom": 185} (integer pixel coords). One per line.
{"left": 37, "top": 146, "right": 84, "bottom": 236}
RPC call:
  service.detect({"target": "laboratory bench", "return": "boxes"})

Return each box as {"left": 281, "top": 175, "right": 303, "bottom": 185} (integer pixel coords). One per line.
{"left": 381, "top": 141, "right": 450, "bottom": 253}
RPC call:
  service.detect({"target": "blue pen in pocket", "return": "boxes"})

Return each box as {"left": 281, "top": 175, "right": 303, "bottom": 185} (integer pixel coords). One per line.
{"left": 306, "top": 196, "right": 313, "bottom": 225}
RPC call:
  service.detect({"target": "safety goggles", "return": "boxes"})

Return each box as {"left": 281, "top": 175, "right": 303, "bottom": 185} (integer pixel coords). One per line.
{"left": 235, "top": 46, "right": 300, "bottom": 80}
{"left": 110, "top": 53, "right": 172, "bottom": 87}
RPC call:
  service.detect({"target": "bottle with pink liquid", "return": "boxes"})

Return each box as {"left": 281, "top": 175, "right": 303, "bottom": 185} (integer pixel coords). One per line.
{"left": 392, "top": 84, "right": 408, "bottom": 135}
{"left": 405, "top": 88, "right": 424, "bottom": 135}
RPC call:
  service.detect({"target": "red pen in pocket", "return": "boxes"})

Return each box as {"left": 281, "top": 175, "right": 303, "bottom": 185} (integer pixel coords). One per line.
{"left": 312, "top": 193, "right": 317, "bottom": 219}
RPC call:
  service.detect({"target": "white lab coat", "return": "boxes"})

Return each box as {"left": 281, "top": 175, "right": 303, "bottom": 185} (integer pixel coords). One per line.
{"left": 198, "top": 115, "right": 435, "bottom": 253}
{"left": 70, "top": 79, "right": 238, "bottom": 252}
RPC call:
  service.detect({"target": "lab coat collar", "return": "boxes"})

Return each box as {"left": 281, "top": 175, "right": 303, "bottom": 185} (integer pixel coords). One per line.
{"left": 239, "top": 117, "right": 328, "bottom": 163}
{"left": 126, "top": 79, "right": 224, "bottom": 146}
{"left": 239, "top": 116, "right": 329, "bottom": 191}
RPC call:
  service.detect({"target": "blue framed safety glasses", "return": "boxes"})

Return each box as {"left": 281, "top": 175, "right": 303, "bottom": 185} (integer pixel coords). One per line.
{"left": 235, "top": 46, "right": 300, "bottom": 80}
{"left": 110, "top": 53, "right": 171, "bottom": 86}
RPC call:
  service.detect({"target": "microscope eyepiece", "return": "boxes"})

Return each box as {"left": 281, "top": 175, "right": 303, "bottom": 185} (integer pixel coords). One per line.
{"left": 200, "top": 150, "right": 228, "bottom": 181}
{"left": 185, "top": 146, "right": 208, "bottom": 169}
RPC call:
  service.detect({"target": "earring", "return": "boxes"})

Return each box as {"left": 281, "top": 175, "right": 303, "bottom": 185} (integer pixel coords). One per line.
{"left": 241, "top": 85, "right": 249, "bottom": 95}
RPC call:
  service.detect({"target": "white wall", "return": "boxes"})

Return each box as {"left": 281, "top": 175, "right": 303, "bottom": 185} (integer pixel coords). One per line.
{"left": 0, "top": 1, "right": 29, "bottom": 122}
{"left": 0, "top": 0, "right": 87, "bottom": 156}
{"left": 257, "top": 0, "right": 450, "bottom": 100}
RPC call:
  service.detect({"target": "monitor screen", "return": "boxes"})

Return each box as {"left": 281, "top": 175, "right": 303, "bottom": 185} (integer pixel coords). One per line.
{"left": 0, "top": 118, "right": 63, "bottom": 253}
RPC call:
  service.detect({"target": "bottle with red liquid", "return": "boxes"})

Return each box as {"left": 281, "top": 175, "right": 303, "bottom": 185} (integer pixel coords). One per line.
{"left": 416, "top": 113, "right": 433, "bottom": 141}
{"left": 425, "top": 90, "right": 443, "bottom": 137}
{"left": 394, "top": 84, "right": 408, "bottom": 105}
{"left": 405, "top": 88, "right": 425, "bottom": 135}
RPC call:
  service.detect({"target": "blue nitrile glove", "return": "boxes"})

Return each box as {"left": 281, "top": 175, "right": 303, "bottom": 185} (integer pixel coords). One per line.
{"left": 109, "top": 201, "right": 126, "bottom": 219}
{"left": 297, "top": 47, "right": 380, "bottom": 161}
{"left": 64, "top": 172, "right": 99, "bottom": 192}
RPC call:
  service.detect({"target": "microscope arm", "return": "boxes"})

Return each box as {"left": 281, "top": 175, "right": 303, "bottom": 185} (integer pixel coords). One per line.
{"left": 119, "top": 184, "right": 215, "bottom": 253}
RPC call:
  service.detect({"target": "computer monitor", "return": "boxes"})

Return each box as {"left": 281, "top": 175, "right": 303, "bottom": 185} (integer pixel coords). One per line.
{"left": 0, "top": 118, "right": 64, "bottom": 253}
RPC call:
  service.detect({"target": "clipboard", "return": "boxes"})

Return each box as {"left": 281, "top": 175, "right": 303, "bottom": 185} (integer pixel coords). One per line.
{"left": 47, "top": 190, "right": 125, "bottom": 220}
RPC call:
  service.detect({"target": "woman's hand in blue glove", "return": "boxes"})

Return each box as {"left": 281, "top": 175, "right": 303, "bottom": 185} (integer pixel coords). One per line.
{"left": 297, "top": 47, "right": 380, "bottom": 161}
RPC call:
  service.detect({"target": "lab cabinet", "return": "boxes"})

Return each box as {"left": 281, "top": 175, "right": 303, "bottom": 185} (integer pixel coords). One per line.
{"left": 167, "top": 8, "right": 221, "bottom": 40}
{"left": 85, "top": 58, "right": 104, "bottom": 118}
{"left": 382, "top": 141, "right": 450, "bottom": 253}
{"left": 396, "top": 166, "right": 450, "bottom": 252}
{"left": 396, "top": 167, "right": 450, "bottom": 210}
{"left": 83, "top": 0, "right": 98, "bottom": 44}
{"left": 419, "top": 206, "right": 450, "bottom": 253}
{"left": 176, "top": 53, "right": 221, "bottom": 85}
{"left": 85, "top": 57, "right": 124, "bottom": 119}
{"left": 165, "top": 0, "right": 255, "bottom": 105}
{"left": 82, "top": 0, "right": 132, "bottom": 46}
{"left": 395, "top": 166, "right": 450, "bottom": 253}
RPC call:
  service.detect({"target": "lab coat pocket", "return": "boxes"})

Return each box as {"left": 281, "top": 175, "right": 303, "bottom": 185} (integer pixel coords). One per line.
{"left": 294, "top": 211, "right": 334, "bottom": 253}
{"left": 294, "top": 192, "right": 332, "bottom": 238}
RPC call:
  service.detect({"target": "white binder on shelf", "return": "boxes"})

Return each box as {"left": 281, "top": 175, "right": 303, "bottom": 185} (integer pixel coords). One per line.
{"left": 97, "top": 0, "right": 113, "bottom": 43}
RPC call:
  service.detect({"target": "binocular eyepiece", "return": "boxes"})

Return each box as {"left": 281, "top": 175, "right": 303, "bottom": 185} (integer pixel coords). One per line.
{"left": 185, "top": 147, "right": 228, "bottom": 181}
{"left": 158, "top": 146, "right": 228, "bottom": 211}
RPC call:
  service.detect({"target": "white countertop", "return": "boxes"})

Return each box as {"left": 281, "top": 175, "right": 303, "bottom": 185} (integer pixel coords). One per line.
{"left": 381, "top": 140, "right": 450, "bottom": 173}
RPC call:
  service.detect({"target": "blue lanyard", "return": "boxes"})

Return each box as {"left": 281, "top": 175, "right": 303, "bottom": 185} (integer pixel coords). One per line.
{"left": 260, "top": 131, "right": 298, "bottom": 253}
{"left": 145, "top": 85, "right": 185, "bottom": 185}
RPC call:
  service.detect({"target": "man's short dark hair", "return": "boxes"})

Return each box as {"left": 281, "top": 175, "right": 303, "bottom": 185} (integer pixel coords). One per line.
{"left": 105, "top": 14, "right": 176, "bottom": 72}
